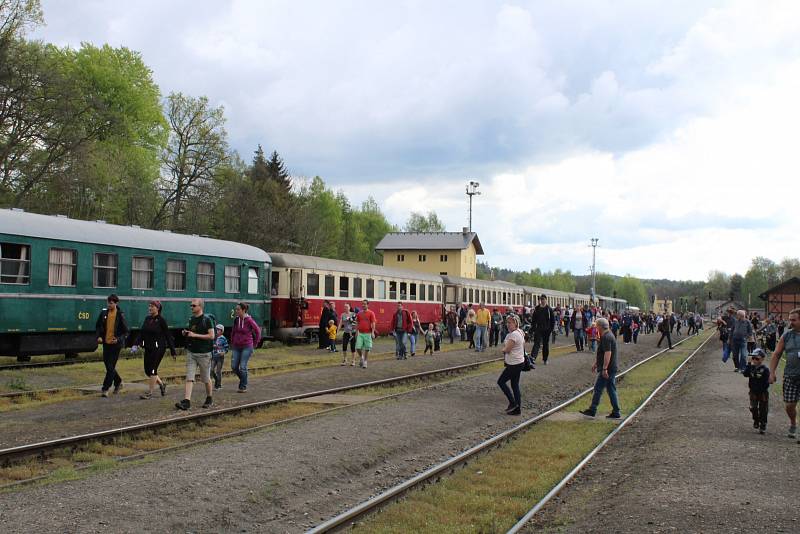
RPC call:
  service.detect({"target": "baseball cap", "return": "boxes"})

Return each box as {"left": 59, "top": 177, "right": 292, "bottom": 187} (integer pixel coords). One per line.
{"left": 749, "top": 348, "right": 766, "bottom": 359}
{"left": 215, "top": 324, "right": 224, "bottom": 331}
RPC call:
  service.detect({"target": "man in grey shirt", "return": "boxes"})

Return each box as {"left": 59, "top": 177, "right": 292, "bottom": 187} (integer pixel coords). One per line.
{"left": 580, "top": 318, "right": 621, "bottom": 419}
{"left": 768, "top": 308, "right": 800, "bottom": 439}
{"left": 731, "top": 309, "right": 753, "bottom": 372}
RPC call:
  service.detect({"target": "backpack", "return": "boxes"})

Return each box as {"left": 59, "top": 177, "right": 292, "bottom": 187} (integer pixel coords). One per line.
{"left": 204, "top": 314, "right": 217, "bottom": 335}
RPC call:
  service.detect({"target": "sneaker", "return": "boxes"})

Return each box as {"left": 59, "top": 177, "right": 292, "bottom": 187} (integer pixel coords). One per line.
{"left": 175, "top": 399, "right": 190, "bottom": 410}
{"left": 506, "top": 407, "right": 521, "bottom": 415}
{"left": 606, "top": 413, "right": 621, "bottom": 419}
{"left": 543, "top": 360, "right": 548, "bottom": 365}
{"left": 579, "top": 409, "right": 596, "bottom": 418}
{"left": 159, "top": 382, "right": 167, "bottom": 397}
{"left": 734, "top": 369, "right": 740, "bottom": 373}
{"left": 506, "top": 402, "right": 517, "bottom": 412}
{"left": 753, "top": 421, "right": 759, "bottom": 429}
{"left": 237, "top": 387, "right": 246, "bottom": 393}
{"left": 139, "top": 392, "right": 152, "bottom": 400}
{"left": 113, "top": 383, "right": 123, "bottom": 394}
{"left": 759, "top": 427, "right": 766, "bottom": 435}
{"left": 214, "top": 385, "right": 222, "bottom": 391}
{"left": 363, "top": 361, "right": 368, "bottom": 369}
{"left": 340, "top": 360, "right": 347, "bottom": 366}
{"left": 789, "top": 426, "right": 797, "bottom": 439}
{"left": 202, "top": 396, "right": 213, "bottom": 408}
{"left": 100, "top": 390, "right": 109, "bottom": 398}
{"left": 351, "top": 361, "right": 356, "bottom": 367}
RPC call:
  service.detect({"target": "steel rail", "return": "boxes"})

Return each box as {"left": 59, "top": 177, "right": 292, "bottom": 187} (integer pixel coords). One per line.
{"left": 506, "top": 331, "right": 714, "bottom": 533}
{"left": 0, "top": 357, "right": 504, "bottom": 463}
{"left": 306, "top": 333, "right": 705, "bottom": 533}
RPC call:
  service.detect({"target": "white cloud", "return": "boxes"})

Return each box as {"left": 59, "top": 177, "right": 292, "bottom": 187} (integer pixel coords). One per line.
{"left": 31, "top": 0, "right": 800, "bottom": 280}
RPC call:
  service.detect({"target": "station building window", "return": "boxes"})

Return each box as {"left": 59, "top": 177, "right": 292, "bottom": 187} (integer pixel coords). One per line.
{"left": 389, "top": 281, "right": 397, "bottom": 300}
{"left": 93, "top": 253, "right": 118, "bottom": 289}
{"left": 339, "top": 276, "right": 349, "bottom": 298}
{"left": 397, "top": 254, "right": 405, "bottom": 262}
{"left": 306, "top": 273, "right": 319, "bottom": 296}
{"left": 248, "top": 267, "right": 259, "bottom": 294}
{"left": 166, "top": 259, "right": 186, "bottom": 291}
{"left": 197, "top": 262, "right": 215, "bottom": 292}
{"left": 366, "top": 279, "right": 375, "bottom": 299}
{"left": 418, "top": 254, "right": 426, "bottom": 262}
{"left": 48, "top": 248, "right": 77, "bottom": 287}
{"left": 225, "top": 265, "right": 241, "bottom": 293}
{"left": 132, "top": 256, "right": 154, "bottom": 290}
{"left": 440, "top": 254, "right": 448, "bottom": 262}
{"left": 353, "top": 278, "right": 362, "bottom": 298}
{"left": 0, "top": 242, "right": 30, "bottom": 285}
{"left": 324, "top": 275, "right": 335, "bottom": 297}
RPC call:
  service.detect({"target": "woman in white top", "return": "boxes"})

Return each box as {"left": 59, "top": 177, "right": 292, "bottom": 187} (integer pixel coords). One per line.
{"left": 498, "top": 314, "right": 526, "bottom": 415}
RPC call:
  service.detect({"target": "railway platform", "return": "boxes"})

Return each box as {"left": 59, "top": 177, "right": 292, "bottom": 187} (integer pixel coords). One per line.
{"left": 530, "top": 340, "right": 800, "bottom": 533}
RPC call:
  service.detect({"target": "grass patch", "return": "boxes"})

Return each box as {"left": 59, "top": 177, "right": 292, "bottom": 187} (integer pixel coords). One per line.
{"left": 355, "top": 333, "right": 712, "bottom": 533}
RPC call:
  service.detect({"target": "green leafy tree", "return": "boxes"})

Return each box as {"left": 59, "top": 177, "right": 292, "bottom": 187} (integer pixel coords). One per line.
{"left": 614, "top": 275, "right": 648, "bottom": 309}
{"left": 779, "top": 257, "right": 800, "bottom": 281}
{"left": 404, "top": 211, "right": 446, "bottom": 232}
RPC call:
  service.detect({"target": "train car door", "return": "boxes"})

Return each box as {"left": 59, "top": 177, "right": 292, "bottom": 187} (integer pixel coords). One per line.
{"left": 444, "top": 285, "right": 457, "bottom": 307}
{"left": 290, "top": 269, "right": 301, "bottom": 299}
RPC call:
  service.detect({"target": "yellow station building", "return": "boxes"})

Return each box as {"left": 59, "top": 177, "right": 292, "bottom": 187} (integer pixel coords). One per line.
{"left": 375, "top": 229, "right": 484, "bottom": 279}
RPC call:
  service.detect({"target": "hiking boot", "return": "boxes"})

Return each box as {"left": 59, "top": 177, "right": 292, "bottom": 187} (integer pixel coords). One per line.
{"left": 606, "top": 412, "right": 621, "bottom": 419}
{"left": 789, "top": 426, "right": 797, "bottom": 439}
{"left": 202, "top": 396, "right": 213, "bottom": 408}
{"left": 159, "top": 382, "right": 167, "bottom": 397}
{"left": 579, "top": 409, "right": 596, "bottom": 418}
{"left": 175, "top": 399, "right": 190, "bottom": 410}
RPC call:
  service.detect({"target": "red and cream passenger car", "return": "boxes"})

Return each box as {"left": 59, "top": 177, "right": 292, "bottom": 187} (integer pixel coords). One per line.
{"left": 269, "top": 253, "right": 444, "bottom": 340}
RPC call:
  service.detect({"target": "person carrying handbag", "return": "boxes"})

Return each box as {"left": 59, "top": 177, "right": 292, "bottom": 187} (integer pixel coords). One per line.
{"left": 497, "top": 315, "right": 526, "bottom": 416}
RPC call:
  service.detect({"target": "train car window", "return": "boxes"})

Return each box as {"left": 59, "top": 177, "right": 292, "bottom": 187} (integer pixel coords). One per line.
{"left": 324, "top": 275, "right": 335, "bottom": 297}
{"left": 436, "top": 285, "right": 442, "bottom": 302}
{"left": 353, "top": 278, "right": 362, "bottom": 298}
{"left": 468, "top": 288, "right": 473, "bottom": 303}
{"left": 247, "top": 267, "right": 259, "bottom": 294}
{"left": 378, "top": 280, "right": 386, "bottom": 299}
{"left": 306, "top": 273, "right": 319, "bottom": 296}
{"left": 428, "top": 284, "right": 434, "bottom": 301}
{"left": 389, "top": 281, "right": 397, "bottom": 300}
{"left": 462, "top": 288, "right": 467, "bottom": 302}
{"left": 271, "top": 271, "right": 279, "bottom": 296}
{"left": 132, "top": 256, "right": 154, "bottom": 290}
{"left": 225, "top": 265, "right": 241, "bottom": 293}
{"left": 366, "top": 279, "right": 375, "bottom": 298}
{"left": 481, "top": 289, "right": 486, "bottom": 303}
{"left": 409, "top": 283, "right": 416, "bottom": 301}
{"left": 93, "top": 253, "right": 118, "bottom": 288}
{"left": 1, "top": 242, "right": 31, "bottom": 284}
{"left": 339, "top": 276, "right": 349, "bottom": 298}
{"left": 166, "top": 259, "right": 186, "bottom": 291}
{"left": 197, "top": 262, "right": 215, "bottom": 292}
{"left": 48, "top": 248, "right": 77, "bottom": 287}
{"left": 399, "top": 282, "right": 407, "bottom": 300}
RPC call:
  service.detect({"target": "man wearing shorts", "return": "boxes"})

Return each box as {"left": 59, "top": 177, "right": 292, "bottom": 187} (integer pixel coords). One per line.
{"left": 355, "top": 299, "right": 377, "bottom": 368}
{"left": 768, "top": 308, "right": 800, "bottom": 439}
{"left": 176, "top": 298, "right": 215, "bottom": 410}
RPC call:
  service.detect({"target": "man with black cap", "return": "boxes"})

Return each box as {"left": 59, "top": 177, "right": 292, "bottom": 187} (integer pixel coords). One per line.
{"left": 531, "top": 294, "right": 555, "bottom": 365}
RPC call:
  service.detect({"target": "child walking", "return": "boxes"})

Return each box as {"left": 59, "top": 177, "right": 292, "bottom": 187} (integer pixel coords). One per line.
{"left": 424, "top": 323, "right": 434, "bottom": 355}
{"left": 587, "top": 321, "right": 599, "bottom": 352}
{"left": 743, "top": 348, "right": 770, "bottom": 434}
{"left": 211, "top": 324, "right": 229, "bottom": 390}
{"left": 433, "top": 324, "right": 441, "bottom": 352}
{"left": 326, "top": 319, "right": 338, "bottom": 352}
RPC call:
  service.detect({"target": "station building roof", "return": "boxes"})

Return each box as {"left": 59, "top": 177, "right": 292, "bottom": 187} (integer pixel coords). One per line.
{"left": 375, "top": 231, "right": 484, "bottom": 255}
{"left": 0, "top": 209, "right": 270, "bottom": 263}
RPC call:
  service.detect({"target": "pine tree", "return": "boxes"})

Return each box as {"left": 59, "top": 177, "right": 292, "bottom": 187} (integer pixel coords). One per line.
{"left": 250, "top": 145, "right": 269, "bottom": 183}
{"left": 266, "top": 150, "right": 292, "bottom": 192}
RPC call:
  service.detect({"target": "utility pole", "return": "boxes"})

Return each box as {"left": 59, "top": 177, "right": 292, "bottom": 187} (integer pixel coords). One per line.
{"left": 590, "top": 238, "right": 599, "bottom": 303}
{"left": 466, "top": 181, "right": 480, "bottom": 232}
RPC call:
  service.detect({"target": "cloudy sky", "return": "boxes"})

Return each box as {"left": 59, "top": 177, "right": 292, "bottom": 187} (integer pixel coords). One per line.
{"left": 33, "top": 1, "right": 800, "bottom": 281}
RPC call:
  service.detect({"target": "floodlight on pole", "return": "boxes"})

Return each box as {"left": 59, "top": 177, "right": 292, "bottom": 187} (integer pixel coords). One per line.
{"left": 466, "top": 181, "right": 481, "bottom": 232}
{"left": 590, "top": 238, "right": 599, "bottom": 302}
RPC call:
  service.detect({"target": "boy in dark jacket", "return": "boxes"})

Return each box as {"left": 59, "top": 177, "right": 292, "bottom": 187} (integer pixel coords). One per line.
{"left": 743, "top": 348, "right": 770, "bottom": 434}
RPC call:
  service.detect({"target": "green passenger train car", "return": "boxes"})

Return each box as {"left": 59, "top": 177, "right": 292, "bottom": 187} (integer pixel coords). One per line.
{"left": 0, "top": 209, "right": 271, "bottom": 361}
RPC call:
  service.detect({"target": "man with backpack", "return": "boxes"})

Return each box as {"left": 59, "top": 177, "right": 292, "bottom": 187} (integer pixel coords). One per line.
{"left": 176, "top": 298, "right": 215, "bottom": 410}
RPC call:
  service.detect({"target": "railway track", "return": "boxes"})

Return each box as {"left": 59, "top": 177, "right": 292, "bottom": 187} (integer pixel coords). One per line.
{"left": 307, "top": 332, "right": 713, "bottom": 533}
{"left": 0, "top": 356, "right": 506, "bottom": 488}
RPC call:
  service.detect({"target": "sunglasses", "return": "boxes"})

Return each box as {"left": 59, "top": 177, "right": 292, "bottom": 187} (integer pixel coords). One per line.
{"left": 190, "top": 304, "right": 198, "bottom": 308}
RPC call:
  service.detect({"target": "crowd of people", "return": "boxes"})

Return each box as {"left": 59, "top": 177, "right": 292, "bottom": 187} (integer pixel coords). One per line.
{"left": 715, "top": 307, "right": 799, "bottom": 439}
{"left": 94, "top": 294, "right": 261, "bottom": 410}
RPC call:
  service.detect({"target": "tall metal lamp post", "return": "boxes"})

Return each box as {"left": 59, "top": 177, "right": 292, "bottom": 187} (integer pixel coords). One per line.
{"left": 466, "top": 181, "right": 480, "bottom": 232}
{"left": 590, "top": 238, "right": 599, "bottom": 303}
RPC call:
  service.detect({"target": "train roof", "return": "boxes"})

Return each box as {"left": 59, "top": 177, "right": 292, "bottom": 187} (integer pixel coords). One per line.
{"left": 0, "top": 209, "right": 271, "bottom": 263}
{"left": 519, "top": 285, "right": 574, "bottom": 298}
{"left": 441, "top": 275, "right": 523, "bottom": 290}
{"left": 269, "top": 253, "right": 443, "bottom": 283}
{"left": 597, "top": 294, "right": 628, "bottom": 303}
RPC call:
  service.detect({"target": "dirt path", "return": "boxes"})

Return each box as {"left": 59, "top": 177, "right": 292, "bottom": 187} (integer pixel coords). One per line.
{"left": 0, "top": 335, "right": 667, "bottom": 533}
{"left": 528, "top": 338, "right": 800, "bottom": 533}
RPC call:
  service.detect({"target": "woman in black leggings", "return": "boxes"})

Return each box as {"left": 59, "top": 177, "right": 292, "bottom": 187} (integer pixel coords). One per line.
{"left": 133, "top": 300, "right": 176, "bottom": 399}
{"left": 498, "top": 315, "right": 526, "bottom": 415}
